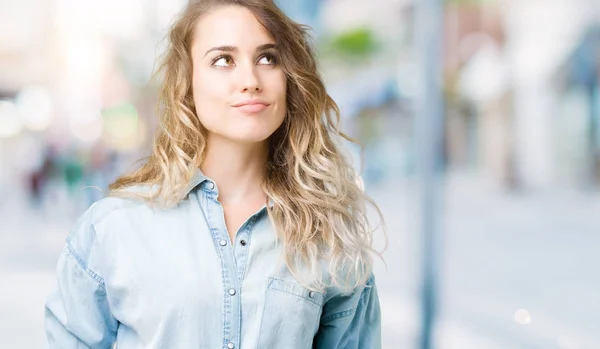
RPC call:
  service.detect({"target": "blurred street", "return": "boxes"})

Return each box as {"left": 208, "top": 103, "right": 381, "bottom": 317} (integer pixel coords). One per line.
{"left": 2, "top": 0, "right": 600, "bottom": 347}
{"left": 2, "top": 172, "right": 599, "bottom": 348}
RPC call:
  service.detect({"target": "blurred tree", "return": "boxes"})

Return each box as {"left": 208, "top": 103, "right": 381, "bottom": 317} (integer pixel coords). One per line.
{"left": 329, "top": 27, "right": 378, "bottom": 56}
{"left": 319, "top": 27, "right": 380, "bottom": 63}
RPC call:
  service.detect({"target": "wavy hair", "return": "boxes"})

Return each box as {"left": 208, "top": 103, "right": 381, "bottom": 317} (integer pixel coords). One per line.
{"left": 109, "top": 0, "right": 386, "bottom": 293}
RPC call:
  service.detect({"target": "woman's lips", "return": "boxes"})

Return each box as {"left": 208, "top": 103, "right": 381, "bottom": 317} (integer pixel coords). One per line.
{"left": 235, "top": 103, "right": 269, "bottom": 113}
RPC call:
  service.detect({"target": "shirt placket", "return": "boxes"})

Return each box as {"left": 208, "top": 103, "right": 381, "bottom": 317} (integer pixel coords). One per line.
{"left": 202, "top": 180, "right": 265, "bottom": 349}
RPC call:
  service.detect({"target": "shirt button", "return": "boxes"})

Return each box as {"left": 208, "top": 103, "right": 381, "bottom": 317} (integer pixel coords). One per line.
{"left": 208, "top": 182, "right": 215, "bottom": 190}
{"left": 240, "top": 240, "right": 247, "bottom": 246}
{"left": 227, "top": 343, "right": 235, "bottom": 349}
{"left": 308, "top": 291, "right": 314, "bottom": 298}
{"left": 219, "top": 239, "right": 227, "bottom": 246}
{"left": 228, "top": 288, "right": 236, "bottom": 296}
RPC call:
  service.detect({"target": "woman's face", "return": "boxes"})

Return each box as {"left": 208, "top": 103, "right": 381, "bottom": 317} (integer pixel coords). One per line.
{"left": 191, "top": 5, "right": 287, "bottom": 145}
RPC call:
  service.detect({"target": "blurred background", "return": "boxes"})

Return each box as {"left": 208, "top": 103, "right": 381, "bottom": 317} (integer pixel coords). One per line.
{"left": 1, "top": 0, "right": 599, "bottom": 347}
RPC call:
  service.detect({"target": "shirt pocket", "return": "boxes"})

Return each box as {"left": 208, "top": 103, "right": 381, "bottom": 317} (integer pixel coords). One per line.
{"left": 256, "top": 277, "right": 325, "bottom": 348}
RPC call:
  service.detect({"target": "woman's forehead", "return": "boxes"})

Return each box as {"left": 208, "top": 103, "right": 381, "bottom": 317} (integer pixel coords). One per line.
{"left": 192, "top": 5, "right": 275, "bottom": 53}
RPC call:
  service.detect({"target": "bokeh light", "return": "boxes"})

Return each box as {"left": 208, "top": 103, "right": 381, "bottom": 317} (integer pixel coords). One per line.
{"left": 16, "top": 86, "right": 54, "bottom": 131}
{"left": 69, "top": 110, "right": 103, "bottom": 142}
{"left": 0, "top": 100, "right": 23, "bottom": 138}
{"left": 101, "top": 103, "right": 143, "bottom": 151}
{"left": 514, "top": 309, "right": 532, "bottom": 325}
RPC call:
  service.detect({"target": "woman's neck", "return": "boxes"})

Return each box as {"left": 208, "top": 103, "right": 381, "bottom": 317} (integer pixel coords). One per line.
{"left": 200, "top": 135, "right": 268, "bottom": 205}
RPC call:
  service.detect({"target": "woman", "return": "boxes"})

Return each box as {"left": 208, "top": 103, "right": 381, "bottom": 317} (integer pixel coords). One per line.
{"left": 45, "top": 0, "right": 386, "bottom": 348}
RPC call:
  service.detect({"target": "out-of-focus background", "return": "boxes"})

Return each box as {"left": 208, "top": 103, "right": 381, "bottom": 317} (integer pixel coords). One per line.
{"left": 1, "top": 0, "right": 599, "bottom": 348}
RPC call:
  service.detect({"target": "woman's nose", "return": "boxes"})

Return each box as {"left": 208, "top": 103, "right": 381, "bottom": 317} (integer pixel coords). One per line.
{"left": 239, "top": 66, "right": 262, "bottom": 93}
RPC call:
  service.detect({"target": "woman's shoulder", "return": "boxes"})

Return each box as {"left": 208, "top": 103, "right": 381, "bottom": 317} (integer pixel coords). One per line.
{"left": 66, "top": 187, "right": 159, "bottom": 251}
{"left": 78, "top": 184, "right": 157, "bottom": 225}
{"left": 74, "top": 196, "right": 140, "bottom": 230}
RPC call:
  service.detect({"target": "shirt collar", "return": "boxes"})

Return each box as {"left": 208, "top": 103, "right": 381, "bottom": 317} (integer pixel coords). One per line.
{"left": 185, "top": 167, "right": 209, "bottom": 196}
{"left": 184, "top": 167, "right": 274, "bottom": 208}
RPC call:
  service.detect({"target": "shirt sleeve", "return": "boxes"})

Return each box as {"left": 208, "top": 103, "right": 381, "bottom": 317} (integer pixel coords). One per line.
{"left": 313, "top": 273, "right": 382, "bottom": 349}
{"left": 44, "top": 206, "right": 118, "bottom": 348}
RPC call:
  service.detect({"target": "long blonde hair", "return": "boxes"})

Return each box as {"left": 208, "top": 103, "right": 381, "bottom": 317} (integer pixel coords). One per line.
{"left": 109, "top": 0, "right": 386, "bottom": 293}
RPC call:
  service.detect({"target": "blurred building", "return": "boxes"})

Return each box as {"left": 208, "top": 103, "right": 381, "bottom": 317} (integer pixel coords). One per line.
{"left": 443, "top": 0, "right": 600, "bottom": 191}
{"left": 554, "top": 26, "right": 600, "bottom": 187}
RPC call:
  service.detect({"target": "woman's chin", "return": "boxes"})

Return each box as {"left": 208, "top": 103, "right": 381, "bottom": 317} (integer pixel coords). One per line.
{"left": 222, "top": 131, "right": 274, "bottom": 145}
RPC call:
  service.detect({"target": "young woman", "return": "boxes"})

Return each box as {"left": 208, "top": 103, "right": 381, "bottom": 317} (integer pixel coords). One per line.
{"left": 45, "top": 0, "right": 386, "bottom": 348}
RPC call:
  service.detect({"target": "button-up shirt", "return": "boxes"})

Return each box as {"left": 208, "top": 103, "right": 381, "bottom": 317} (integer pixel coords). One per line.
{"left": 44, "top": 169, "right": 382, "bottom": 348}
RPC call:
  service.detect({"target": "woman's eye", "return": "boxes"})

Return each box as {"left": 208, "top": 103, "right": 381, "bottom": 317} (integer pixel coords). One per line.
{"left": 258, "top": 54, "right": 277, "bottom": 65}
{"left": 213, "top": 56, "right": 234, "bottom": 67}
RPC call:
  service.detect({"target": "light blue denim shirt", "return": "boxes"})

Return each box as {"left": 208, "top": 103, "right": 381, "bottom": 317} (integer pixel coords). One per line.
{"left": 45, "top": 169, "right": 381, "bottom": 348}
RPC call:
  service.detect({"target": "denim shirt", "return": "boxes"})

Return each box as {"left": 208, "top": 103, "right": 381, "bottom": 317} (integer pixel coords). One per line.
{"left": 44, "top": 169, "right": 381, "bottom": 349}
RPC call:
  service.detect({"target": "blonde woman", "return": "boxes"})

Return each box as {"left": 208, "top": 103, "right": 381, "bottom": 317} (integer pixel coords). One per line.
{"left": 45, "top": 0, "right": 386, "bottom": 348}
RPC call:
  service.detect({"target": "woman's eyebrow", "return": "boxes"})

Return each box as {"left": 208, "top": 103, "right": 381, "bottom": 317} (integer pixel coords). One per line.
{"left": 203, "top": 43, "right": 277, "bottom": 58}
{"left": 256, "top": 43, "right": 277, "bottom": 51}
